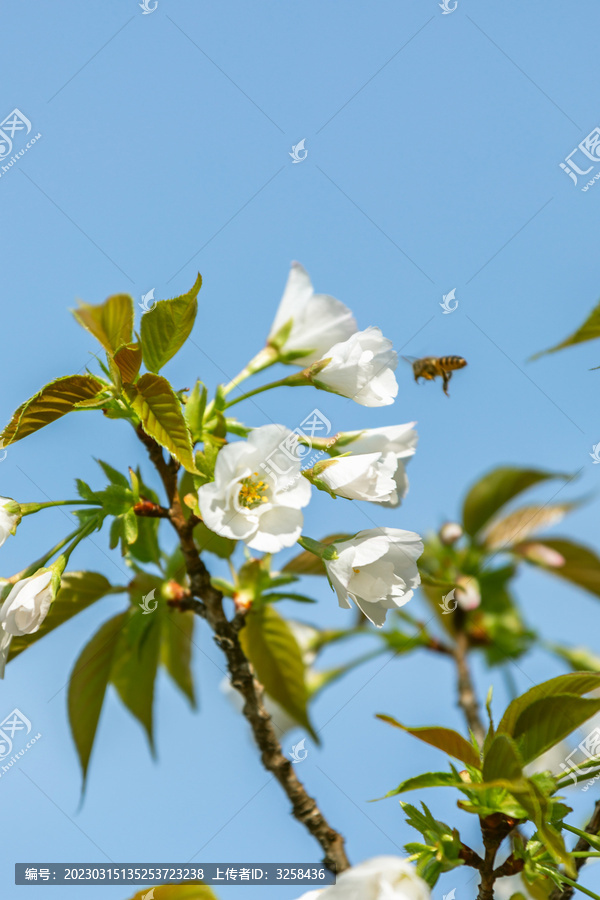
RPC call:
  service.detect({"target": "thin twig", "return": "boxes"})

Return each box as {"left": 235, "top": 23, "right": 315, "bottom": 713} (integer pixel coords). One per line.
{"left": 550, "top": 801, "right": 600, "bottom": 900}
{"left": 452, "top": 620, "right": 486, "bottom": 746}
{"left": 136, "top": 427, "right": 350, "bottom": 874}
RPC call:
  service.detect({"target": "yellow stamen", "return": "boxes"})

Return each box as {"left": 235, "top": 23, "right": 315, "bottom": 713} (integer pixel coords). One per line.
{"left": 353, "top": 567, "right": 360, "bottom": 574}
{"left": 238, "top": 476, "right": 269, "bottom": 509}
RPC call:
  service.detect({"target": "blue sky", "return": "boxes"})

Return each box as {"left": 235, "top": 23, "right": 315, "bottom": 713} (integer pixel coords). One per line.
{"left": 2, "top": 0, "right": 600, "bottom": 897}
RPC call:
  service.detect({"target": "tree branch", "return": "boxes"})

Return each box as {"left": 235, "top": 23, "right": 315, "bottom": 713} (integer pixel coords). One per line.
{"left": 477, "top": 814, "right": 518, "bottom": 900}
{"left": 550, "top": 800, "right": 600, "bottom": 900}
{"left": 452, "top": 622, "right": 486, "bottom": 746}
{"left": 137, "top": 428, "right": 350, "bottom": 874}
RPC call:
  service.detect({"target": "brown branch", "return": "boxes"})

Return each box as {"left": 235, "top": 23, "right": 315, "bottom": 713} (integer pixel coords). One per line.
{"left": 493, "top": 853, "right": 524, "bottom": 878}
{"left": 459, "top": 843, "right": 484, "bottom": 869}
{"left": 133, "top": 499, "right": 170, "bottom": 518}
{"left": 452, "top": 620, "right": 486, "bottom": 746}
{"left": 424, "top": 635, "right": 453, "bottom": 655}
{"left": 550, "top": 800, "right": 600, "bottom": 900}
{"left": 476, "top": 814, "right": 518, "bottom": 900}
{"left": 137, "top": 428, "right": 350, "bottom": 874}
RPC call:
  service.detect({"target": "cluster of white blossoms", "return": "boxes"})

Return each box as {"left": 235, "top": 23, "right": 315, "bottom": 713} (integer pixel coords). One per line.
{"left": 294, "top": 856, "right": 431, "bottom": 900}
{"left": 198, "top": 263, "right": 424, "bottom": 626}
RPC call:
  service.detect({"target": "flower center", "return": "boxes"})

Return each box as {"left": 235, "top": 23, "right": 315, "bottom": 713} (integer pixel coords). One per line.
{"left": 238, "top": 473, "right": 269, "bottom": 509}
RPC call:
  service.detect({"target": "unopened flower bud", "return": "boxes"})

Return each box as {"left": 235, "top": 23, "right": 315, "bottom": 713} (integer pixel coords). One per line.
{"left": 439, "top": 521, "right": 463, "bottom": 546}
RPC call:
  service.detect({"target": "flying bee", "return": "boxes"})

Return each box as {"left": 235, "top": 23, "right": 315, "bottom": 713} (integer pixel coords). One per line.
{"left": 403, "top": 355, "right": 467, "bottom": 397}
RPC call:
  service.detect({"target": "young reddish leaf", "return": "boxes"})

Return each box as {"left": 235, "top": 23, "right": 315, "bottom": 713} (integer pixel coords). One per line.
{"left": 376, "top": 715, "right": 481, "bottom": 767}
{"left": 531, "top": 538, "right": 600, "bottom": 598}
{"left": 72, "top": 293, "right": 134, "bottom": 353}
{"left": 113, "top": 342, "right": 143, "bottom": 383}
{"left": 0, "top": 375, "right": 106, "bottom": 446}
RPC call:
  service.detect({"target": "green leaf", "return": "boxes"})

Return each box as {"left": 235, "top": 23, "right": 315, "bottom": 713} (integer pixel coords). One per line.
{"left": 549, "top": 644, "right": 600, "bottom": 673}
{"left": 532, "top": 538, "right": 600, "bottom": 598}
{"left": 111, "top": 608, "right": 163, "bottom": 751}
{"left": 262, "top": 592, "right": 316, "bottom": 604}
{"left": 68, "top": 612, "right": 127, "bottom": 782}
{"left": 193, "top": 521, "right": 236, "bottom": 559}
{"left": 482, "top": 733, "right": 523, "bottom": 782}
{"left": 73, "top": 293, "right": 134, "bottom": 353}
{"left": 140, "top": 274, "right": 202, "bottom": 373}
{"left": 113, "top": 342, "right": 143, "bottom": 383}
{"left": 462, "top": 467, "right": 570, "bottom": 538}
{"left": 97, "top": 459, "right": 129, "bottom": 487}
{"left": 1, "top": 375, "right": 106, "bottom": 446}
{"left": 282, "top": 533, "right": 352, "bottom": 575}
{"left": 497, "top": 673, "right": 600, "bottom": 735}
{"left": 379, "top": 771, "right": 462, "bottom": 799}
{"left": 376, "top": 715, "right": 481, "bottom": 767}
{"left": 240, "top": 604, "right": 316, "bottom": 740}
{"left": 510, "top": 781, "right": 575, "bottom": 876}
{"left": 161, "top": 609, "right": 196, "bottom": 707}
{"left": 125, "top": 373, "right": 198, "bottom": 473}
{"left": 531, "top": 299, "right": 600, "bottom": 359}
{"left": 127, "top": 885, "right": 217, "bottom": 900}
{"left": 184, "top": 380, "right": 207, "bottom": 443}
{"left": 513, "top": 694, "right": 600, "bottom": 764}
{"left": 9, "top": 572, "right": 118, "bottom": 661}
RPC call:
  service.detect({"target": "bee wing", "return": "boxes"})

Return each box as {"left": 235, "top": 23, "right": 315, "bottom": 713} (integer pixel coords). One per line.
{"left": 401, "top": 355, "right": 419, "bottom": 366}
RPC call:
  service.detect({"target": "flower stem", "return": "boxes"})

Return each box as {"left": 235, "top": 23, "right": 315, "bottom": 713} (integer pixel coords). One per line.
{"left": 20, "top": 500, "right": 100, "bottom": 516}
{"left": 221, "top": 346, "right": 280, "bottom": 397}
{"left": 10, "top": 527, "right": 83, "bottom": 581}
{"left": 53, "top": 517, "right": 100, "bottom": 575}
{"left": 550, "top": 802, "right": 600, "bottom": 900}
{"left": 224, "top": 373, "right": 308, "bottom": 409}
